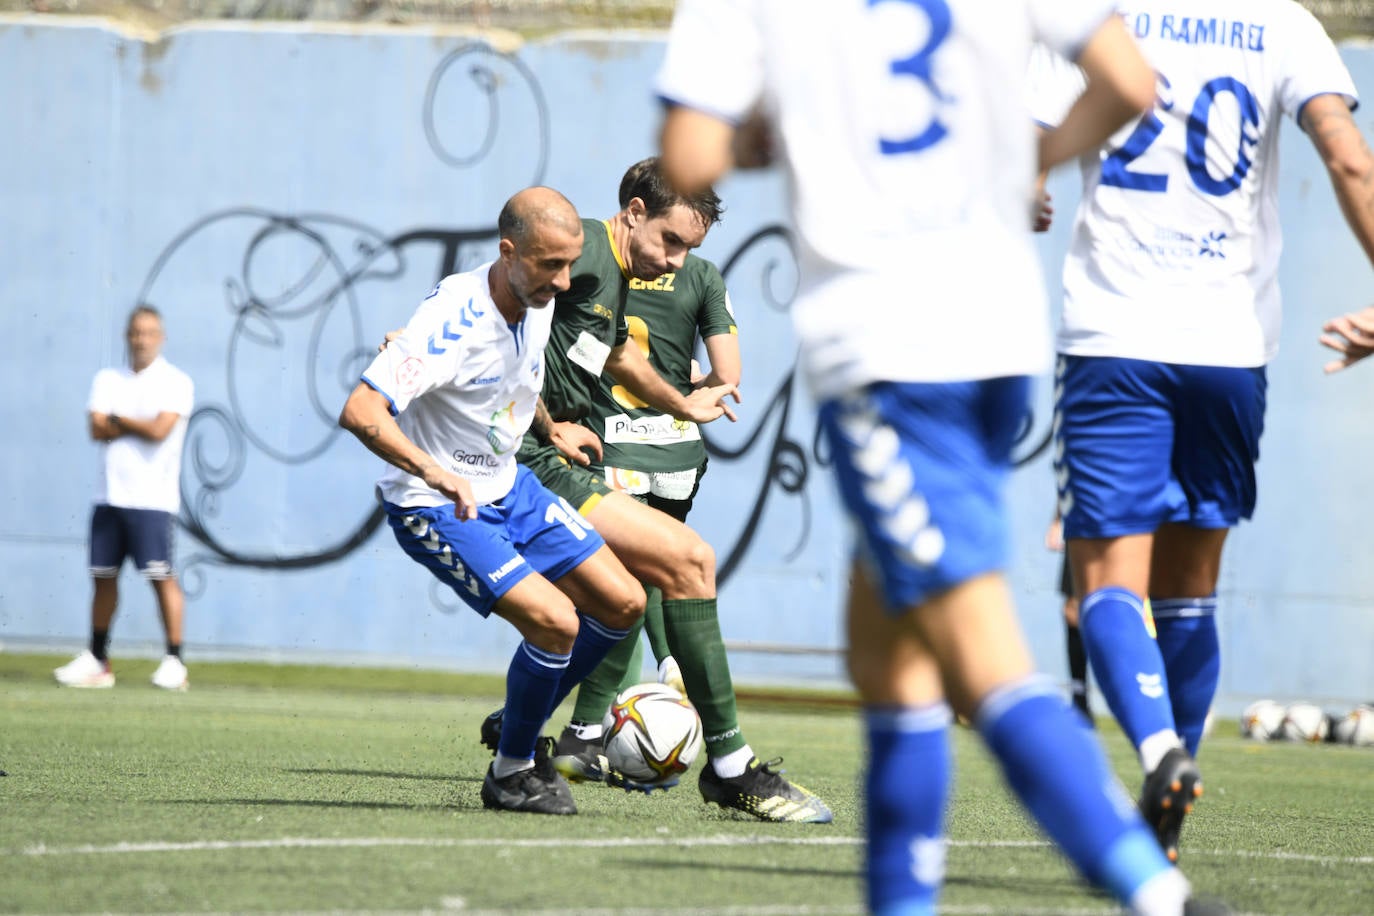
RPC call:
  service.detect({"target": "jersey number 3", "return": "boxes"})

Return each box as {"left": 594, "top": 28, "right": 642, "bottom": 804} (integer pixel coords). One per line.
{"left": 870, "top": 0, "right": 952, "bottom": 155}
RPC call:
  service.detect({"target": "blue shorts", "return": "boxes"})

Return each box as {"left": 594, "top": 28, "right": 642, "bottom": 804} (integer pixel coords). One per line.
{"left": 818, "top": 378, "right": 1028, "bottom": 613}
{"left": 1054, "top": 355, "right": 1266, "bottom": 539}
{"left": 384, "top": 465, "right": 605, "bottom": 617}
{"left": 89, "top": 504, "right": 177, "bottom": 580}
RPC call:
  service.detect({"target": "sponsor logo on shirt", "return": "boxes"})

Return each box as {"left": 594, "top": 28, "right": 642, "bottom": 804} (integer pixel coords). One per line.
{"left": 486, "top": 401, "right": 519, "bottom": 454}
{"left": 591, "top": 303, "right": 614, "bottom": 320}
{"left": 470, "top": 375, "right": 501, "bottom": 385}
{"left": 451, "top": 449, "right": 499, "bottom": 468}
{"left": 628, "top": 273, "right": 676, "bottom": 292}
{"left": 396, "top": 357, "right": 424, "bottom": 396}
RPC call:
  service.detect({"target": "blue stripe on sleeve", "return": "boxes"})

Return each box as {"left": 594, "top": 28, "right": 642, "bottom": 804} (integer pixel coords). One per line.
{"left": 360, "top": 374, "right": 399, "bottom": 416}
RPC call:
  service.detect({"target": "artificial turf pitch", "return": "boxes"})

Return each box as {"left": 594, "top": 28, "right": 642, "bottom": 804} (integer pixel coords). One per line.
{"left": 1, "top": 653, "right": 1370, "bottom": 914}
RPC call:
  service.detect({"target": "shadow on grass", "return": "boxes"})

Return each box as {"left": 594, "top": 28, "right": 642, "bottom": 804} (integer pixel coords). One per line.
{"left": 161, "top": 797, "right": 476, "bottom": 811}
{"left": 281, "top": 767, "right": 468, "bottom": 782}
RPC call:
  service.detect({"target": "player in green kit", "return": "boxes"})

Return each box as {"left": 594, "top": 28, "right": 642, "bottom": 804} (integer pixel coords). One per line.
{"left": 553, "top": 247, "right": 739, "bottom": 773}
{"left": 485, "top": 157, "right": 831, "bottom": 823}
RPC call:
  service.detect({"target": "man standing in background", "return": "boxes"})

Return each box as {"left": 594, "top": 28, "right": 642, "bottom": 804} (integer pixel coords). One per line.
{"left": 56, "top": 305, "right": 194, "bottom": 691}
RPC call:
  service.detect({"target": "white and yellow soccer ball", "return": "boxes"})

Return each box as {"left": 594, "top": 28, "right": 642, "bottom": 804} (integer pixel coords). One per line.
{"left": 1331, "top": 705, "right": 1374, "bottom": 747}
{"left": 601, "top": 683, "right": 704, "bottom": 786}
{"left": 1279, "top": 702, "right": 1330, "bottom": 743}
{"left": 1240, "top": 699, "right": 1285, "bottom": 741}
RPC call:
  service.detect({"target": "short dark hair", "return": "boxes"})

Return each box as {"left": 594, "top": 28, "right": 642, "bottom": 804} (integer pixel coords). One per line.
{"left": 618, "top": 157, "right": 723, "bottom": 228}
{"left": 497, "top": 199, "right": 529, "bottom": 244}
{"left": 127, "top": 303, "right": 161, "bottom": 326}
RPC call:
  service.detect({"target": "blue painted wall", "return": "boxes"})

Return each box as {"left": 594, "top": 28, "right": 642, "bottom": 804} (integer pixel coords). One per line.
{"left": 1, "top": 17, "right": 1370, "bottom": 710}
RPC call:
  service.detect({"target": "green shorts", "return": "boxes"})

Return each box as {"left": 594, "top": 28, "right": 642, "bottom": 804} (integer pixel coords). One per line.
{"left": 516, "top": 433, "right": 613, "bottom": 516}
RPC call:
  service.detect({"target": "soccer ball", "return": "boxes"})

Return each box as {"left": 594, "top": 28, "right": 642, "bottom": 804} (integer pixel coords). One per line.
{"left": 1279, "top": 702, "right": 1330, "bottom": 743}
{"left": 1331, "top": 705, "right": 1374, "bottom": 747}
{"left": 601, "top": 683, "right": 703, "bottom": 785}
{"left": 1240, "top": 699, "right": 1284, "bottom": 741}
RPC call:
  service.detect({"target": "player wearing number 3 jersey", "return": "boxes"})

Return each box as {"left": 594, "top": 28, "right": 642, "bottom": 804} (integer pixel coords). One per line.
{"left": 1030, "top": 0, "right": 1373, "bottom": 867}
{"left": 656, "top": 1, "right": 1233, "bottom": 914}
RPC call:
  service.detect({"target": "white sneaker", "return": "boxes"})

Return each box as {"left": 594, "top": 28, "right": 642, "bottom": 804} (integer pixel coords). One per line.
{"left": 150, "top": 655, "right": 189, "bottom": 691}
{"left": 657, "top": 656, "right": 686, "bottom": 696}
{"left": 54, "top": 650, "right": 115, "bottom": 689}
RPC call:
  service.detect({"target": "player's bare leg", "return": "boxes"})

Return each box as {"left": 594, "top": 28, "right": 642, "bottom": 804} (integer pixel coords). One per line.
{"left": 585, "top": 491, "right": 713, "bottom": 599}
{"left": 92, "top": 576, "right": 118, "bottom": 633}
{"left": 151, "top": 576, "right": 185, "bottom": 647}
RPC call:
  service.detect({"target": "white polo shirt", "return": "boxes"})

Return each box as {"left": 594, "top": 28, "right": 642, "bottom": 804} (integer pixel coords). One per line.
{"left": 88, "top": 355, "right": 195, "bottom": 513}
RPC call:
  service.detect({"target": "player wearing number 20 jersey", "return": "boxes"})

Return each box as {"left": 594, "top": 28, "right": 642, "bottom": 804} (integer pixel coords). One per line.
{"left": 1031, "top": 1, "right": 1359, "bottom": 868}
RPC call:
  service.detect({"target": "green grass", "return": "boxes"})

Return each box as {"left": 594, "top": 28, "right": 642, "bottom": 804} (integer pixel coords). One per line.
{"left": 1, "top": 654, "right": 1371, "bottom": 914}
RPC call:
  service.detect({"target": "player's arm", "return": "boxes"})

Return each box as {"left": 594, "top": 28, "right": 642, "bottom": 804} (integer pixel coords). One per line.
{"left": 694, "top": 332, "right": 741, "bottom": 389}
{"left": 660, "top": 106, "right": 736, "bottom": 195}
{"left": 603, "top": 339, "right": 739, "bottom": 423}
{"left": 1301, "top": 95, "right": 1374, "bottom": 372}
{"left": 531, "top": 396, "right": 601, "bottom": 467}
{"left": 337, "top": 382, "right": 478, "bottom": 519}
{"left": 1038, "top": 17, "right": 1155, "bottom": 172}
{"left": 89, "top": 411, "right": 120, "bottom": 441}
{"left": 102, "top": 411, "right": 181, "bottom": 443}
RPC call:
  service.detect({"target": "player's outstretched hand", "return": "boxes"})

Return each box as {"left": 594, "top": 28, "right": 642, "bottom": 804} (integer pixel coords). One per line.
{"left": 683, "top": 383, "right": 741, "bottom": 423}
{"left": 379, "top": 328, "right": 403, "bottom": 352}
{"left": 550, "top": 421, "right": 602, "bottom": 466}
{"left": 1320, "top": 306, "right": 1374, "bottom": 373}
{"left": 422, "top": 466, "right": 478, "bottom": 520}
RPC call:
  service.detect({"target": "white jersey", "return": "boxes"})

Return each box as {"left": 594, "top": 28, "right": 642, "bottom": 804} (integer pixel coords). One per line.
{"left": 656, "top": 0, "right": 1118, "bottom": 398}
{"left": 88, "top": 356, "right": 194, "bottom": 513}
{"left": 1030, "top": 1, "right": 1357, "bottom": 367}
{"left": 362, "top": 265, "right": 552, "bottom": 508}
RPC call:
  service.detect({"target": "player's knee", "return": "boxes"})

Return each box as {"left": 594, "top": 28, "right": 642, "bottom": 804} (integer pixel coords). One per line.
{"left": 525, "top": 604, "right": 581, "bottom": 655}
{"left": 599, "top": 578, "right": 646, "bottom": 631}
{"left": 662, "top": 533, "right": 715, "bottom": 597}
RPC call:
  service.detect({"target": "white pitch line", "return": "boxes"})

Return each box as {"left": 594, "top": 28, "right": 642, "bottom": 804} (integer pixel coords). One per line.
{"left": 16, "top": 834, "right": 1373, "bottom": 867}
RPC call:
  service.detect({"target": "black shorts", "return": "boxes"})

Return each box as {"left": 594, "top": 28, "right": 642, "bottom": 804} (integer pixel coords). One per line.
{"left": 89, "top": 504, "right": 177, "bottom": 580}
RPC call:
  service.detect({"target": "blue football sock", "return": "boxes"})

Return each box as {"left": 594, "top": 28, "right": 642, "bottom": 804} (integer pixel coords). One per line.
{"left": 549, "top": 613, "right": 632, "bottom": 712}
{"left": 977, "top": 676, "right": 1174, "bottom": 903}
{"left": 865, "top": 704, "right": 951, "bottom": 916}
{"left": 1080, "top": 587, "right": 1176, "bottom": 749}
{"left": 498, "top": 640, "right": 570, "bottom": 760}
{"left": 1152, "top": 596, "right": 1220, "bottom": 757}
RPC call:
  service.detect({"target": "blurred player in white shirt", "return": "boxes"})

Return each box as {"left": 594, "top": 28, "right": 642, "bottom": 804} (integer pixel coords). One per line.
{"left": 655, "top": 2, "right": 1232, "bottom": 914}
{"left": 55, "top": 305, "right": 194, "bottom": 691}
{"left": 1030, "top": 1, "right": 1374, "bottom": 867}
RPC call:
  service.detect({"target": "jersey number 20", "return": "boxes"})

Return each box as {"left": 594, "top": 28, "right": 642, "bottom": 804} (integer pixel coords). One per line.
{"left": 1102, "top": 75, "right": 1260, "bottom": 197}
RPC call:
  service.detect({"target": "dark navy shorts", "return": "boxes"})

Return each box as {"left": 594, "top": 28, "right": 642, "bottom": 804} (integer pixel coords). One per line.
{"left": 818, "top": 377, "right": 1029, "bottom": 613}
{"left": 1054, "top": 355, "right": 1266, "bottom": 539}
{"left": 384, "top": 464, "right": 606, "bottom": 617}
{"left": 89, "top": 504, "right": 177, "bottom": 580}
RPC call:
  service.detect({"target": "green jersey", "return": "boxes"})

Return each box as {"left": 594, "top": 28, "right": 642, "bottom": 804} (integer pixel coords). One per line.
{"left": 540, "top": 218, "right": 630, "bottom": 422}
{"left": 583, "top": 253, "right": 737, "bottom": 473}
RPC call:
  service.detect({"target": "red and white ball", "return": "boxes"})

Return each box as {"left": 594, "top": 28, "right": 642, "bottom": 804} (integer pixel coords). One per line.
{"left": 1332, "top": 705, "right": 1374, "bottom": 747}
{"left": 601, "top": 683, "right": 703, "bottom": 785}
{"left": 1241, "top": 699, "right": 1285, "bottom": 741}
{"left": 1279, "top": 702, "right": 1330, "bottom": 743}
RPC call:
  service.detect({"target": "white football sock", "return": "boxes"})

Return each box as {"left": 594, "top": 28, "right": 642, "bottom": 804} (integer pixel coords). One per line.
{"left": 711, "top": 745, "right": 754, "bottom": 779}
{"left": 1139, "top": 729, "right": 1184, "bottom": 774}
{"left": 570, "top": 721, "right": 603, "bottom": 741}
{"left": 492, "top": 754, "right": 535, "bottom": 780}
{"left": 1129, "top": 866, "right": 1190, "bottom": 916}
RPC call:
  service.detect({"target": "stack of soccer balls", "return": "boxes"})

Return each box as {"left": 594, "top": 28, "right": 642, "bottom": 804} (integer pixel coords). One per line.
{"left": 1241, "top": 699, "right": 1374, "bottom": 746}
{"left": 601, "top": 683, "right": 704, "bottom": 786}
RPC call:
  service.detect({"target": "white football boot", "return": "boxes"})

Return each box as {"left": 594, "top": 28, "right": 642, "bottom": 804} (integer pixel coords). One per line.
{"left": 150, "top": 655, "right": 189, "bottom": 691}
{"left": 54, "top": 650, "right": 115, "bottom": 689}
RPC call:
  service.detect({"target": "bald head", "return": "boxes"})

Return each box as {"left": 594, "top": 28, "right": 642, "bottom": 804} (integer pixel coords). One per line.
{"left": 498, "top": 186, "right": 581, "bottom": 246}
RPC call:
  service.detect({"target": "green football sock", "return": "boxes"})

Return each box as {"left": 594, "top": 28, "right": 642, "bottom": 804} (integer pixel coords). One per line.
{"left": 570, "top": 615, "right": 644, "bottom": 725}
{"left": 643, "top": 586, "right": 672, "bottom": 665}
{"left": 662, "top": 597, "right": 746, "bottom": 757}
